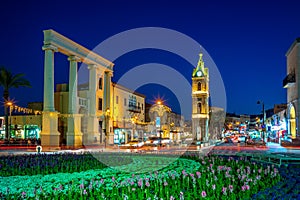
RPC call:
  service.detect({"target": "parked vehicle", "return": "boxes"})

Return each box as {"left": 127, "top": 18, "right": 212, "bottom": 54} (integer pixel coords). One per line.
{"left": 238, "top": 135, "right": 246, "bottom": 143}
{"left": 119, "top": 140, "right": 144, "bottom": 149}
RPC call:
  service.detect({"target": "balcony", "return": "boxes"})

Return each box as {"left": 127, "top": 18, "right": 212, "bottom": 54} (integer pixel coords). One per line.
{"left": 128, "top": 104, "right": 141, "bottom": 113}
{"left": 283, "top": 73, "right": 296, "bottom": 88}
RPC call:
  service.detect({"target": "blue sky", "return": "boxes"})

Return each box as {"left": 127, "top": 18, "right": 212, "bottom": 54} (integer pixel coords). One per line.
{"left": 0, "top": 0, "right": 299, "bottom": 118}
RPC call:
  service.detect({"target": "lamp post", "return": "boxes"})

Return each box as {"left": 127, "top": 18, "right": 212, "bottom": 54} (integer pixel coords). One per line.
{"left": 257, "top": 100, "right": 265, "bottom": 144}
{"left": 104, "top": 108, "right": 110, "bottom": 148}
{"left": 5, "top": 101, "right": 13, "bottom": 141}
{"left": 131, "top": 116, "right": 137, "bottom": 141}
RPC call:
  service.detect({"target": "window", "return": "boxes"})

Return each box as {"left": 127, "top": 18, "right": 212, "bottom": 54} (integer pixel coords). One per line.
{"left": 124, "top": 98, "right": 127, "bottom": 106}
{"left": 197, "top": 102, "right": 202, "bottom": 114}
{"left": 142, "top": 103, "right": 143, "bottom": 110}
{"left": 98, "top": 77, "right": 103, "bottom": 90}
{"left": 197, "top": 82, "right": 202, "bottom": 91}
{"left": 138, "top": 102, "right": 140, "bottom": 108}
{"left": 98, "top": 98, "right": 103, "bottom": 111}
{"left": 116, "top": 96, "right": 119, "bottom": 104}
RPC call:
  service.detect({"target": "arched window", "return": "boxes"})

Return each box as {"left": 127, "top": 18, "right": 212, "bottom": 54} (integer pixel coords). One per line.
{"left": 197, "top": 102, "right": 202, "bottom": 113}
{"left": 197, "top": 82, "right": 202, "bottom": 91}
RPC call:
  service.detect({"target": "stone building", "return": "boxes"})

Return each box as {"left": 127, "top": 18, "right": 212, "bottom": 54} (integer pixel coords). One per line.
{"left": 283, "top": 38, "right": 300, "bottom": 139}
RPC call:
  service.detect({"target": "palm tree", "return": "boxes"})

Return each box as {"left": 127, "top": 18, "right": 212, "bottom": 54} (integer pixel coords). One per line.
{"left": 0, "top": 66, "right": 31, "bottom": 140}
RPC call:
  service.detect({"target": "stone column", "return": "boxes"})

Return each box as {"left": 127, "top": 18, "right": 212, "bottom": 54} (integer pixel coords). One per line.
{"left": 42, "top": 44, "right": 57, "bottom": 112}
{"left": 103, "top": 71, "right": 113, "bottom": 144}
{"left": 40, "top": 44, "right": 61, "bottom": 150}
{"left": 66, "top": 55, "right": 83, "bottom": 147}
{"left": 84, "top": 64, "right": 100, "bottom": 145}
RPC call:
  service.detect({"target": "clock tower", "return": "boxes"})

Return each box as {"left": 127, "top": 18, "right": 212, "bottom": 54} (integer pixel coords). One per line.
{"left": 192, "top": 53, "right": 209, "bottom": 141}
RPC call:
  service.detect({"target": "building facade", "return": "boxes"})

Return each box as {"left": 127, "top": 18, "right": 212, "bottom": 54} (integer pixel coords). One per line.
{"left": 146, "top": 103, "right": 184, "bottom": 142}
{"left": 283, "top": 38, "right": 300, "bottom": 139}
{"left": 192, "top": 54, "right": 209, "bottom": 141}
{"left": 54, "top": 82, "right": 146, "bottom": 146}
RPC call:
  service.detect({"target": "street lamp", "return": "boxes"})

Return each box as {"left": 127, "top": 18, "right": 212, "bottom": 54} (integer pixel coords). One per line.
{"left": 5, "top": 101, "right": 13, "bottom": 141}
{"left": 131, "top": 116, "right": 138, "bottom": 141}
{"left": 257, "top": 100, "right": 265, "bottom": 143}
{"left": 104, "top": 108, "right": 110, "bottom": 148}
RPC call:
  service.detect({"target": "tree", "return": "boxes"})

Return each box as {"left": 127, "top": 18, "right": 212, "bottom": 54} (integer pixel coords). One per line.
{"left": 0, "top": 66, "right": 31, "bottom": 140}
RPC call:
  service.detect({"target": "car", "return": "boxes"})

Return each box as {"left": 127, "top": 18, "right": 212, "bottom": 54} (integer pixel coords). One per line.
{"left": 161, "top": 138, "right": 172, "bottom": 146}
{"left": 281, "top": 136, "right": 292, "bottom": 144}
{"left": 224, "top": 137, "right": 233, "bottom": 143}
{"left": 238, "top": 135, "right": 246, "bottom": 143}
{"left": 119, "top": 140, "right": 144, "bottom": 149}
{"left": 251, "top": 137, "right": 264, "bottom": 145}
{"left": 145, "top": 136, "right": 161, "bottom": 146}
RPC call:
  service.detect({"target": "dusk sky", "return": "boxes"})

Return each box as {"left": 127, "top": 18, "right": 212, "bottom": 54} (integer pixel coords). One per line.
{"left": 1, "top": 0, "right": 300, "bottom": 118}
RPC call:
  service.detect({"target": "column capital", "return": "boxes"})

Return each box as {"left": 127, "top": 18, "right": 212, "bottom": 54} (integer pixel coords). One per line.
{"left": 87, "top": 64, "right": 97, "bottom": 70}
{"left": 42, "top": 44, "right": 58, "bottom": 52}
{"left": 105, "top": 71, "right": 113, "bottom": 77}
{"left": 68, "top": 55, "right": 81, "bottom": 62}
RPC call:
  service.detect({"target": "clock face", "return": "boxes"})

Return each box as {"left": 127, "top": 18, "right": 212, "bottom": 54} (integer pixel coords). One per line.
{"left": 196, "top": 71, "right": 202, "bottom": 77}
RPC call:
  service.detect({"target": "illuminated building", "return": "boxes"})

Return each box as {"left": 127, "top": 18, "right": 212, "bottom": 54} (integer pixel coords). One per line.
{"left": 283, "top": 38, "right": 300, "bottom": 139}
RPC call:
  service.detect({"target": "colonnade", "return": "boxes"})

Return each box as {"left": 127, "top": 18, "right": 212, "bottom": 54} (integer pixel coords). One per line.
{"left": 40, "top": 29, "right": 113, "bottom": 149}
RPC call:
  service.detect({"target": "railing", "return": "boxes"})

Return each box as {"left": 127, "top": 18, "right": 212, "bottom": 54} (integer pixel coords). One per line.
{"left": 128, "top": 104, "right": 141, "bottom": 113}
{"left": 283, "top": 73, "right": 295, "bottom": 88}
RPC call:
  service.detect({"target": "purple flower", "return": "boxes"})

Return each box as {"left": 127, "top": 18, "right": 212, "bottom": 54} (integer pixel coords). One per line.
{"left": 196, "top": 171, "right": 201, "bottom": 178}
{"left": 180, "top": 191, "right": 184, "bottom": 195}
{"left": 170, "top": 196, "right": 175, "bottom": 200}
{"left": 212, "top": 184, "right": 216, "bottom": 190}
{"left": 138, "top": 179, "right": 143, "bottom": 187}
{"left": 132, "top": 188, "right": 136, "bottom": 191}
{"left": 21, "top": 191, "right": 26, "bottom": 198}
{"left": 229, "top": 185, "right": 233, "bottom": 192}
{"left": 80, "top": 183, "right": 84, "bottom": 189}
{"left": 112, "top": 176, "right": 115, "bottom": 182}
{"left": 245, "top": 185, "right": 250, "bottom": 190}
{"left": 83, "top": 189, "right": 87, "bottom": 195}
{"left": 164, "top": 181, "right": 168, "bottom": 186}
{"left": 222, "top": 187, "right": 227, "bottom": 194}
{"left": 201, "top": 191, "right": 207, "bottom": 197}
{"left": 145, "top": 181, "right": 150, "bottom": 187}
{"left": 242, "top": 185, "right": 246, "bottom": 191}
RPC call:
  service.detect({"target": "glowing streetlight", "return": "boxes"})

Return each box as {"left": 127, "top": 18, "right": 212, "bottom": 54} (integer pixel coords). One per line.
{"left": 5, "top": 101, "right": 13, "bottom": 140}
{"left": 257, "top": 100, "right": 265, "bottom": 144}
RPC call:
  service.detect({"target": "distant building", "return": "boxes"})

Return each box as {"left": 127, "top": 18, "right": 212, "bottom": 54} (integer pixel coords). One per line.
{"left": 283, "top": 38, "right": 300, "bottom": 139}
{"left": 145, "top": 103, "right": 184, "bottom": 142}
{"left": 209, "top": 107, "right": 225, "bottom": 140}
{"left": 273, "top": 104, "right": 287, "bottom": 114}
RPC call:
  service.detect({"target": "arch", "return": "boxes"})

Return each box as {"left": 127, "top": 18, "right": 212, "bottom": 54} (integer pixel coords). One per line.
{"left": 289, "top": 104, "right": 296, "bottom": 139}
{"left": 197, "top": 82, "right": 202, "bottom": 91}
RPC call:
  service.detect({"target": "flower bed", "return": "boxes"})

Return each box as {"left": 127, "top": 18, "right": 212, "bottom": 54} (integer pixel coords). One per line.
{"left": 0, "top": 153, "right": 133, "bottom": 176}
{"left": 251, "top": 164, "right": 300, "bottom": 199}
{"left": 0, "top": 153, "right": 283, "bottom": 199}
